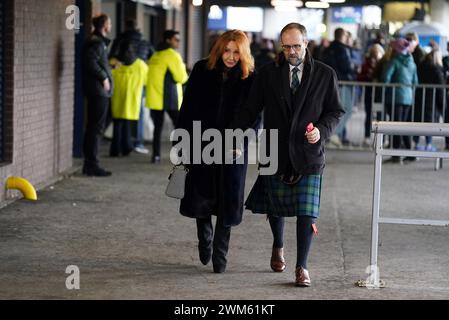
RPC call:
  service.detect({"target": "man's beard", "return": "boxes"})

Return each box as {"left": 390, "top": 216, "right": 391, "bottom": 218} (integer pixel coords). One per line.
{"left": 287, "top": 54, "right": 303, "bottom": 66}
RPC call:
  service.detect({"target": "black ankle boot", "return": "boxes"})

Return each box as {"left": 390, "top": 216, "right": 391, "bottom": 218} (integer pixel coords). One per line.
{"left": 212, "top": 254, "right": 227, "bottom": 273}
{"left": 197, "top": 218, "right": 213, "bottom": 265}
{"left": 211, "top": 221, "right": 231, "bottom": 273}
{"left": 198, "top": 244, "right": 212, "bottom": 265}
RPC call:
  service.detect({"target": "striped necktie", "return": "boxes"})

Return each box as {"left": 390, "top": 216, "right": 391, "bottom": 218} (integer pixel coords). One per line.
{"left": 291, "top": 67, "right": 300, "bottom": 94}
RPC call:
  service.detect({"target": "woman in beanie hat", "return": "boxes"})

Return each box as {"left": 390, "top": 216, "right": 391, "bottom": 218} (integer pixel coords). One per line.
{"left": 381, "top": 38, "right": 418, "bottom": 163}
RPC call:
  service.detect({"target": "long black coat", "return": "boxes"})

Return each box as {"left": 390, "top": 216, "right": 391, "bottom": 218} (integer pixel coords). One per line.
{"left": 322, "top": 41, "right": 355, "bottom": 81}
{"left": 414, "top": 60, "right": 445, "bottom": 122}
{"left": 230, "top": 51, "right": 345, "bottom": 176}
{"left": 176, "top": 59, "right": 256, "bottom": 227}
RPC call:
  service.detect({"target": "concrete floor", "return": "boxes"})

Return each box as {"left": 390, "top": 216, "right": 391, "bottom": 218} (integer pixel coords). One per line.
{"left": 0, "top": 144, "right": 448, "bottom": 300}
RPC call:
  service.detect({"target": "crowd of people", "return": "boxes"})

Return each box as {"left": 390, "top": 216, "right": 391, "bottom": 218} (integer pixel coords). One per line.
{"left": 315, "top": 29, "right": 449, "bottom": 161}
{"left": 82, "top": 15, "right": 188, "bottom": 175}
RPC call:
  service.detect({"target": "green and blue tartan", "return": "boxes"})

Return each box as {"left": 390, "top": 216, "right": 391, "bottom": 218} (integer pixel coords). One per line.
{"left": 245, "top": 174, "right": 322, "bottom": 218}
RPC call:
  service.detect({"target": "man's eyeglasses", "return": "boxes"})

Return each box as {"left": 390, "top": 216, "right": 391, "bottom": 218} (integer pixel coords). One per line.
{"left": 281, "top": 44, "right": 303, "bottom": 51}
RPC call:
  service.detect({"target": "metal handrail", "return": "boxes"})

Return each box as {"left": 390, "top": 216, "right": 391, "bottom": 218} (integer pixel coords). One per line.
{"left": 339, "top": 80, "right": 449, "bottom": 89}
{"left": 362, "top": 121, "right": 449, "bottom": 289}
{"left": 372, "top": 121, "right": 449, "bottom": 136}
{"left": 331, "top": 81, "right": 449, "bottom": 149}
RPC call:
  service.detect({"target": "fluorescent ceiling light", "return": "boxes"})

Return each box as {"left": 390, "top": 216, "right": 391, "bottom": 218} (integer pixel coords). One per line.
{"left": 271, "top": 0, "right": 303, "bottom": 7}
{"left": 274, "top": 5, "right": 298, "bottom": 12}
{"left": 316, "top": 23, "right": 327, "bottom": 33}
{"left": 208, "top": 5, "right": 223, "bottom": 19}
{"left": 305, "top": 1, "right": 329, "bottom": 8}
{"left": 321, "top": 0, "right": 346, "bottom": 3}
{"left": 192, "top": 0, "right": 203, "bottom": 6}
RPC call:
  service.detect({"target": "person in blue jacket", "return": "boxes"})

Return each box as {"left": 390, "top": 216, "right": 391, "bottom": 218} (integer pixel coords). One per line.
{"left": 382, "top": 38, "right": 418, "bottom": 163}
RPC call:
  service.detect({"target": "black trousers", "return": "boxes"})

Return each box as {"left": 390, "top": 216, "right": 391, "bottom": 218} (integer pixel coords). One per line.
{"left": 110, "top": 119, "right": 134, "bottom": 157}
{"left": 83, "top": 95, "right": 110, "bottom": 170}
{"left": 392, "top": 104, "right": 411, "bottom": 150}
{"left": 364, "top": 87, "right": 382, "bottom": 138}
{"left": 196, "top": 216, "right": 231, "bottom": 267}
{"left": 150, "top": 109, "right": 179, "bottom": 158}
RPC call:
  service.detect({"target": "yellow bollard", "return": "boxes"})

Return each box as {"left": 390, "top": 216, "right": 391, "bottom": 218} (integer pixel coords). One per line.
{"left": 6, "top": 176, "right": 37, "bottom": 201}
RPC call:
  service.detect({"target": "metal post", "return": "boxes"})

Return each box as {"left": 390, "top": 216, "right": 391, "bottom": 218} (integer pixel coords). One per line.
{"left": 411, "top": 84, "right": 415, "bottom": 122}
{"left": 421, "top": 87, "right": 426, "bottom": 122}
{"left": 391, "top": 89, "right": 396, "bottom": 150}
{"left": 369, "top": 132, "right": 383, "bottom": 288}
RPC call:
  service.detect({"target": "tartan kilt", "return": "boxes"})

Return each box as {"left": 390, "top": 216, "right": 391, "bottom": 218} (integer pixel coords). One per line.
{"left": 245, "top": 174, "right": 322, "bottom": 218}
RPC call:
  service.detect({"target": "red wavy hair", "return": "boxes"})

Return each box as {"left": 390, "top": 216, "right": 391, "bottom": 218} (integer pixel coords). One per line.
{"left": 207, "top": 30, "right": 254, "bottom": 79}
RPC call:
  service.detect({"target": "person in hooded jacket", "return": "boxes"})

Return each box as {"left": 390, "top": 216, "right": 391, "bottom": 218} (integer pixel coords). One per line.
{"left": 146, "top": 30, "right": 188, "bottom": 164}
{"left": 175, "top": 30, "right": 257, "bottom": 274}
{"left": 110, "top": 19, "right": 154, "bottom": 63}
{"left": 382, "top": 38, "right": 418, "bottom": 163}
{"left": 110, "top": 19, "right": 154, "bottom": 155}
{"left": 110, "top": 40, "right": 149, "bottom": 157}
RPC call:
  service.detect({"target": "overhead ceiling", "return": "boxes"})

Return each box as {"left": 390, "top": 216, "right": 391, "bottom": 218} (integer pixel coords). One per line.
{"left": 209, "top": 0, "right": 429, "bottom": 7}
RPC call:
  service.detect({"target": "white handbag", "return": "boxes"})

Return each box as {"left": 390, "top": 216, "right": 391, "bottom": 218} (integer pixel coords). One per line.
{"left": 165, "top": 165, "right": 189, "bottom": 199}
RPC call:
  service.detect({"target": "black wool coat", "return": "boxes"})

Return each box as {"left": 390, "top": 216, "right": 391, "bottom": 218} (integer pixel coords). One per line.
{"left": 415, "top": 60, "right": 446, "bottom": 122}
{"left": 230, "top": 51, "right": 345, "bottom": 176}
{"left": 176, "top": 59, "right": 256, "bottom": 227}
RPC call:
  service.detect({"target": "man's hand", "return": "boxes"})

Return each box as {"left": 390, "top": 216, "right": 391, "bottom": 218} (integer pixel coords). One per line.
{"left": 305, "top": 127, "right": 320, "bottom": 144}
{"left": 103, "top": 78, "right": 111, "bottom": 92}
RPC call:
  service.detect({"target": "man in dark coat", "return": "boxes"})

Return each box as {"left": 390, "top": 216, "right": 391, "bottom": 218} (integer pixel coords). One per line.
{"left": 413, "top": 50, "right": 446, "bottom": 151}
{"left": 443, "top": 42, "right": 449, "bottom": 82}
{"left": 322, "top": 28, "right": 355, "bottom": 146}
{"left": 231, "top": 23, "right": 344, "bottom": 286}
{"left": 443, "top": 42, "right": 449, "bottom": 149}
{"left": 82, "top": 14, "right": 113, "bottom": 176}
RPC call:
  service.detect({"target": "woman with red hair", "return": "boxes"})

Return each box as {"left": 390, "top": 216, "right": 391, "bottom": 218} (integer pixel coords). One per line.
{"left": 175, "top": 30, "right": 257, "bottom": 273}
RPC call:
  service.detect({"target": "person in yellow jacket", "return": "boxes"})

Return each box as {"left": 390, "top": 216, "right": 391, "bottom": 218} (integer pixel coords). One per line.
{"left": 110, "top": 40, "right": 149, "bottom": 157}
{"left": 146, "top": 30, "right": 188, "bottom": 163}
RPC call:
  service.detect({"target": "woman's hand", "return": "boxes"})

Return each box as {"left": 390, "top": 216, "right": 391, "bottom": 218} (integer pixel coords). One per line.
{"left": 226, "top": 149, "right": 242, "bottom": 162}
{"left": 232, "top": 149, "right": 242, "bottom": 159}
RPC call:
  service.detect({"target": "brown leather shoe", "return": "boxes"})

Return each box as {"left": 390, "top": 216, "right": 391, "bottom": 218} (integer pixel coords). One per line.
{"left": 295, "top": 267, "right": 311, "bottom": 287}
{"left": 270, "top": 247, "right": 286, "bottom": 272}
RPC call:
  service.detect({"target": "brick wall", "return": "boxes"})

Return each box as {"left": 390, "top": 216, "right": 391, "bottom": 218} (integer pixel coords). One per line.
{"left": 0, "top": 0, "right": 75, "bottom": 203}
